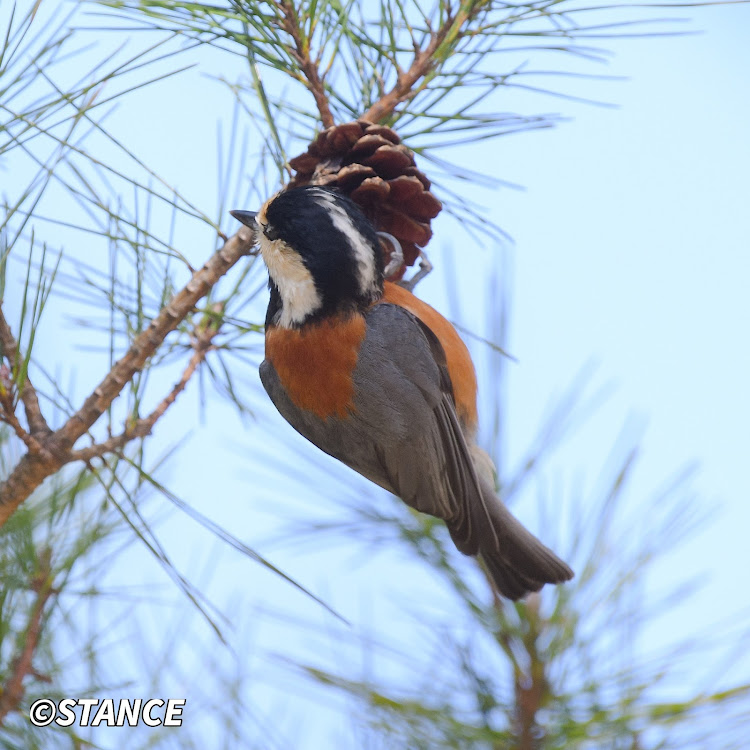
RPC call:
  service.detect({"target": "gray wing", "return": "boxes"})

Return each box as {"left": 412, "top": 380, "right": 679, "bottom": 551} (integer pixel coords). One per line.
{"left": 260, "top": 303, "right": 490, "bottom": 554}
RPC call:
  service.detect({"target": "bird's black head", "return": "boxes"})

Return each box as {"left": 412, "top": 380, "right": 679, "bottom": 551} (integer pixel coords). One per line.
{"left": 235, "top": 186, "right": 385, "bottom": 328}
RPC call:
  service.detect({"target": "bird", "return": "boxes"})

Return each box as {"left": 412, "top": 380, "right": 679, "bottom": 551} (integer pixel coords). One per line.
{"left": 231, "top": 186, "right": 573, "bottom": 599}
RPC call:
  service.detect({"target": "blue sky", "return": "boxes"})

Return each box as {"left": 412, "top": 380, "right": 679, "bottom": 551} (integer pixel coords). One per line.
{"left": 490, "top": 5, "right": 750, "bottom": 635}
{"left": 4, "top": 0, "right": 750, "bottom": 744}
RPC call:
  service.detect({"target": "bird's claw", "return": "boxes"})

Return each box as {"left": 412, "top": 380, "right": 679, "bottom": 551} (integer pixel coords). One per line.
{"left": 379, "top": 232, "right": 404, "bottom": 278}
{"left": 399, "top": 250, "right": 432, "bottom": 292}
{"left": 378, "top": 231, "right": 432, "bottom": 291}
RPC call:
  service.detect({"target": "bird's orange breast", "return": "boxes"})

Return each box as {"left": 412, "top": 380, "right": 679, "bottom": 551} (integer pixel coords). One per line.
{"left": 265, "top": 284, "right": 478, "bottom": 429}
{"left": 265, "top": 314, "right": 367, "bottom": 419}
{"left": 380, "top": 281, "right": 478, "bottom": 431}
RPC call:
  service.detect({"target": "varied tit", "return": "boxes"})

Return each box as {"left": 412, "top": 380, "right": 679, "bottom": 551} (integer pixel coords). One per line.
{"left": 231, "top": 186, "right": 573, "bottom": 599}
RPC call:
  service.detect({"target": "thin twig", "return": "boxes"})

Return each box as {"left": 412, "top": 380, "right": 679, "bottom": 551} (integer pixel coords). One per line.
{"left": 0, "top": 382, "right": 47, "bottom": 455}
{"left": 363, "top": 1, "right": 490, "bottom": 123}
{"left": 0, "top": 307, "right": 51, "bottom": 439}
{"left": 0, "top": 228, "right": 255, "bottom": 526}
{"left": 69, "top": 308, "right": 221, "bottom": 463}
{"left": 276, "top": 1, "right": 335, "bottom": 127}
{"left": 0, "top": 551, "right": 54, "bottom": 727}
{"left": 512, "top": 592, "right": 545, "bottom": 750}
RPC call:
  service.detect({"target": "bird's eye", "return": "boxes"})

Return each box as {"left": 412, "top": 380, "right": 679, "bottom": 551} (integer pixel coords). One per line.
{"left": 262, "top": 223, "right": 280, "bottom": 241}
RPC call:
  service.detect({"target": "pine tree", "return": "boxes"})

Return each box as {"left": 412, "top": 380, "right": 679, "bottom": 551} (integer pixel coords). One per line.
{"left": 1, "top": 0, "right": 748, "bottom": 746}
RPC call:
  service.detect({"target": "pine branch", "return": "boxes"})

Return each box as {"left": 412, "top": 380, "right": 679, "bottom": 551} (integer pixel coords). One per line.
{"left": 0, "top": 308, "right": 51, "bottom": 440}
{"left": 69, "top": 304, "right": 223, "bottom": 463}
{"left": 275, "top": 0, "right": 335, "bottom": 127}
{"left": 362, "top": 0, "right": 492, "bottom": 123}
{"left": 511, "top": 593, "right": 545, "bottom": 750}
{"left": 0, "top": 382, "right": 46, "bottom": 456}
{"left": 0, "top": 550, "right": 54, "bottom": 727}
{"left": 0, "top": 228, "right": 256, "bottom": 526}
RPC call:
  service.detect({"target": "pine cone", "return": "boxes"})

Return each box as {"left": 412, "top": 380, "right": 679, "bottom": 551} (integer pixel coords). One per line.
{"left": 288, "top": 120, "right": 441, "bottom": 279}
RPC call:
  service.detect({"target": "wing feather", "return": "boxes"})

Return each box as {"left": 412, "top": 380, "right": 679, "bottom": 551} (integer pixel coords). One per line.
{"left": 261, "top": 302, "right": 573, "bottom": 599}
{"left": 261, "top": 303, "right": 493, "bottom": 536}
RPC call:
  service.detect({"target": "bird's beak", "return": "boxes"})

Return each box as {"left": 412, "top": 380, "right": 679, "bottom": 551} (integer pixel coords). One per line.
{"left": 230, "top": 210, "right": 257, "bottom": 228}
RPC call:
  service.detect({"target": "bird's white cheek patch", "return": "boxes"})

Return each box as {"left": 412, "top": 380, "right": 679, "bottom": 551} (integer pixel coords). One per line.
{"left": 260, "top": 236, "right": 321, "bottom": 327}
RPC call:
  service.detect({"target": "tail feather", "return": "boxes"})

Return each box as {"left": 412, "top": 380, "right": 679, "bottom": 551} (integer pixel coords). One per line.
{"left": 474, "top": 478, "right": 573, "bottom": 600}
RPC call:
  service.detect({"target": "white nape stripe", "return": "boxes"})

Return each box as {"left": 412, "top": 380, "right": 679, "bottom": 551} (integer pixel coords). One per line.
{"left": 259, "top": 234, "right": 321, "bottom": 328}
{"left": 311, "top": 190, "right": 379, "bottom": 299}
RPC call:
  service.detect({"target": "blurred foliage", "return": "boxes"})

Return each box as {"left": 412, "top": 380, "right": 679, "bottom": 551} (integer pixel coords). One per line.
{"left": 0, "top": 424, "right": 289, "bottom": 749}
{"left": 89, "top": 0, "right": 681, "bottom": 235}
{"left": 276, "top": 292, "right": 750, "bottom": 748}
{"left": 293, "top": 435, "right": 750, "bottom": 748}
{"left": 1, "top": 0, "right": 749, "bottom": 748}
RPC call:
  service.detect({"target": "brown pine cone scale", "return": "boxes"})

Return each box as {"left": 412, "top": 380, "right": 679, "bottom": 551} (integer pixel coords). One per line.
{"left": 287, "top": 119, "right": 441, "bottom": 276}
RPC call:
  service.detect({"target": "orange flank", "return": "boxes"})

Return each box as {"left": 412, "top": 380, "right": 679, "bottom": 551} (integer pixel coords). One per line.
{"left": 381, "top": 282, "right": 478, "bottom": 431}
{"left": 265, "top": 314, "right": 367, "bottom": 419}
